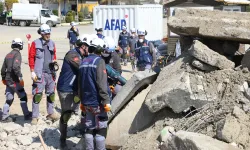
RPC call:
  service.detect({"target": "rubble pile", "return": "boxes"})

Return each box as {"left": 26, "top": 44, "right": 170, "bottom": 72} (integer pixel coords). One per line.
{"left": 0, "top": 114, "right": 83, "bottom": 150}
{"left": 122, "top": 8, "right": 250, "bottom": 150}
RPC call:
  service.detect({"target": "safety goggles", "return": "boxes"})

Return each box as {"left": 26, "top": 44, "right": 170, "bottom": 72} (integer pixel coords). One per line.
{"left": 137, "top": 31, "right": 145, "bottom": 36}
{"left": 41, "top": 29, "right": 51, "bottom": 34}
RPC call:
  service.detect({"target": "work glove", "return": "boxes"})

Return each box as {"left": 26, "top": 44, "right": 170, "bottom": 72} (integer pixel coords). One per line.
{"left": 74, "top": 95, "right": 80, "bottom": 104}
{"left": 19, "top": 77, "right": 24, "bottom": 87}
{"left": 104, "top": 104, "right": 111, "bottom": 112}
{"left": 2, "top": 80, "right": 6, "bottom": 85}
{"left": 80, "top": 104, "right": 86, "bottom": 112}
{"left": 31, "top": 72, "right": 38, "bottom": 82}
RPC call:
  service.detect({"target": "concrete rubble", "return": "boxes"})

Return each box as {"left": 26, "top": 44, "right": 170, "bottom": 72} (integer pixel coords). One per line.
{"left": 0, "top": 114, "right": 83, "bottom": 150}
{"left": 168, "top": 8, "right": 250, "bottom": 44}
{"left": 161, "top": 130, "right": 241, "bottom": 150}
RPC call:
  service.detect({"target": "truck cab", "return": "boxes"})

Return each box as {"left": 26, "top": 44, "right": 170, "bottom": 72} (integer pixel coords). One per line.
{"left": 0, "top": 12, "right": 6, "bottom": 25}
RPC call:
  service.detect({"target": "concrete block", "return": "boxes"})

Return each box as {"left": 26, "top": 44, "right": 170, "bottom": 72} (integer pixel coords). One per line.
{"left": 108, "top": 70, "right": 158, "bottom": 122}
{"left": 192, "top": 59, "right": 218, "bottom": 72}
{"left": 162, "top": 130, "right": 241, "bottom": 150}
{"left": 168, "top": 8, "right": 250, "bottom": 44}
{"left": 189, "top": 40, "right": 235, "bottom": 70}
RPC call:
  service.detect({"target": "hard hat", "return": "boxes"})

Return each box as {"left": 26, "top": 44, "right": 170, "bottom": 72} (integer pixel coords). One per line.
{"left": 76, "top": 34, "right": 92, "bottom": 47}
{"left": 122, "top": 26, "right": 127, "bottom": 30}
{"left": 70, "top": 21, "right": 77, "bottom": 27}
{"left": 131, "top": 28, "right": 136, "bottom": 33}
{"left": 103, "top": 36, "right": 116, "bottom": 53}
{"left": 12, "top": 38, "right": 23, "bottom": 46}
{"left": 95, "top": 27, "right": 103, "bottom": 32}
{"left": 90, "top": 34, "right": 98, "bottom": 40}
{"left": 39, "top": 24, "right": 51, "bottom": 34}
{"left": 91, "top": 38, "right": 105, "bottom": 48}
{"left": 137, "top": 28, "right": 146, "bottom": 36}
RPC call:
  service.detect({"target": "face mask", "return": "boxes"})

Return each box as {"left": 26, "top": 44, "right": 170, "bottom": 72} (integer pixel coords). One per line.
{"left": 139, "top": 39, "right": 144, "bottom": 43}
{"left": 102, "top": 53, "right": 110, "bottom": 57}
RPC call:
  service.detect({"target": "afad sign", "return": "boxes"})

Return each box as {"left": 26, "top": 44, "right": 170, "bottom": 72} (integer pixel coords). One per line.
{"left": 104, "top": 15, "right": 128, "bottom": 30}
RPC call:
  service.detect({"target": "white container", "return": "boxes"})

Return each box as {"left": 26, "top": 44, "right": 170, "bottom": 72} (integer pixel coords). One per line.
{"left": 94, "top": 5, "right": 163, "bottom": 44}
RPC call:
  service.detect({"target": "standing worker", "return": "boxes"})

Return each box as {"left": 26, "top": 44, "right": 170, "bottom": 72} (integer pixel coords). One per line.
{"left": 129, "top": 28, "right": 138, "bottom": 72}
{"left": 79, "top": 38, "right": 111, "bottom": 150}
{"left": 6, "top": 10, "right": 12, "bottom": 26}
{"left": 57, "top": 34, "right": 91, "bottom": 148}
{"left": 29, "top": 24, "right": 59, "bottom": 125}
{"left": 135, "top": 29, "right": 156, "bottom": 71}
{"left": 118, "top": 26, "right": 130, "bottom": 66}
{"left": 1, "top": 38, "right": 32, "bottom": 122}
{"left": 95, "top": 27, "right": 105, "bottom": 39}
{"left": 67, "top": 22, "right": 79, "bottom": 50}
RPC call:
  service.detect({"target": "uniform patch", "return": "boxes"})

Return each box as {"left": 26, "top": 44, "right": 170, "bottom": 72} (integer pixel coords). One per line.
{"left": 109, "top": 59, "right": 113, "bottom": 64}
{"left": 74, "top": 57, "right": 79, "bottom": 61}
{"left": 16, "top": 59, "right": 19, "bottom": 62}
{"left": 103, "top": 70, "right": 107, "bottom": 74}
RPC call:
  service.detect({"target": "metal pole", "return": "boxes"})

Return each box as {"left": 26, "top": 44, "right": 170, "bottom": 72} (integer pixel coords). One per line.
{"left": 77, "top": 0, "right": 79, "bottom": 21}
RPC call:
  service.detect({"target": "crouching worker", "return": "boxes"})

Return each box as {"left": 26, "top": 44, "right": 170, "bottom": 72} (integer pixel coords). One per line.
{"left": 57, "top": 34, "right": 91, "bottom": 149}
{"left": 1, "top": 38, "right": 32, "bottom": 122}
{"left": 79, "top": 38, "right": 111, "bottom": 150}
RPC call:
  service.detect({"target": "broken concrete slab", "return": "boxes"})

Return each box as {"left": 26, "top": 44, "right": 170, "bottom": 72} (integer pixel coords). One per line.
{"left": 168, "top": 8, "right": 250, "bottom": 44}
{"left": 241, "top": 50, "right": 250, "bottom": 71}
{"left": 108, "top": 70, "right": 158, "bottom": 122}
{"left": 232, "top": 106, "right": 249, "bottom": 122}
{"left": 216, "top": 115, "right": 250, "bottom": 146}
{"left": 106, "top": 86, "right": 155, "bottom": 148}
{"left": 192, "top": 59, "right": 218, "bottom": 72}
{"left": 189, "top": 40, "right": 235, "bottom": 70}
{"left": 161, "top": 130, "right": 241, "bottom": 150}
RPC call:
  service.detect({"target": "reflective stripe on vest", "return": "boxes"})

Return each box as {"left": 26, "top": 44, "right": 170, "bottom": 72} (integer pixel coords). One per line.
{"left": 135, "top": 40, "right": 153, "bottom": 66}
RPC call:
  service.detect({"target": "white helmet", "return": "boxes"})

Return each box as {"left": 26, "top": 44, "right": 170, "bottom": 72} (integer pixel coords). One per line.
{"left": 122, "top": 26, "right": 127, "bottom": 30}
{"left": 131, "top": 28, "right": 136, "bottom": 33}
{"left": 12, "top": 38, "right": 23, "bottom": 46}
{"left": 90, "top": 34, "right": 98, "bottom": 40}
{"left": 39, "top": 24, "right": 51, "bottom": 34}
{"left": 76, "top": 34, "right": 92, "bottom": 47}
{"left": 70, "top": 21, "right": 77, "bottom": 27}
{"left": 137, "top": 28, "right": 147, "bottom": 36}
{"left": 91, "top": 38, "right": 105, "bottom": 48}
{"left": 103, "top": 36, "right": 115, "bottom": 53}
{"left": 12, "top": 38, "right": 23, "bottom": 50}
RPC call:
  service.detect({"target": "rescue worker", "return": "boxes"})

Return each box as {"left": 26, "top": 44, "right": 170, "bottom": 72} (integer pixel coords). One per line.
{"left": 57, "top": 34, "right": 91, "bottom": 148}
{"left": 129, "top": 28, "right": 138, "bottom": 72}
{"left": 135, "top": 29, "right": 156, "bottom": 71}
{"left": 95, "top": 27, "right": 105, "bottom": 39}
{"left": 67, "top": 22, "right": 79, "bottom": 50}
{"left": 118, "top": 26, "right": 130, "bottom": 66}
{"left": 29, "top": 24, "right": 59, "bottom": 125}
{"left": 79, "top": 38, "right": 111, "bottom": 150}
{"left": 1, "top": 38, "right": 32, "bottom": 122}
{"left": 102, "top": 36, "right": 122, "bottom": 74}
{"left": 6, "top": 10, "right": 12, "bottom": 26}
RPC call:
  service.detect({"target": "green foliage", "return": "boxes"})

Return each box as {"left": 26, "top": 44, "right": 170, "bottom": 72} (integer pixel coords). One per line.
{"left": 65, "top": 11, "right": 73, "bottom": 23}
{"left": 67, "top": 10, "right": 76, "bottom": 21}
{"left": 83, "top": 6, "right": 89, "bottom": 17}
{"left": 246, "top": 6, "right": 250, "bottom": 12}
{"left": 52, "top": 10, "right": 58, "bottom": 16}
{"left": 5, "top": 0, "right": 18, "bottom": 10}
{"left": 78, "top": 11, "right": 84, "bottom": 22}
{"left": 0, "top": 2, "right": 4, "bottom": 14}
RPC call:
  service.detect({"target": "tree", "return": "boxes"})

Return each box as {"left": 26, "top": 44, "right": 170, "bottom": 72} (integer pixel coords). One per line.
{"left": 0, "top": 2, "right": 4, "bottom": 13}
{"left": 5, "top": 0, "right": 18, "bottom": 10}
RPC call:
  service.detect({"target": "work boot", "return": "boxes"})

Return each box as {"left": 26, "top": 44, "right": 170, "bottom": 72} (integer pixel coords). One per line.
{"left": 60, "top": 122, "right": 68, "bottom": 149}
{"left": 46, "top": 113, "right": 60, "bottom": 122}
{"left": 31, "top": 118, "right": 39, "bottom": 125}
{"left": 1, "top": 116, "right": 13, "bottom": 123}
{"left": 24, "top": 112, "right": 32, "bottom": 120}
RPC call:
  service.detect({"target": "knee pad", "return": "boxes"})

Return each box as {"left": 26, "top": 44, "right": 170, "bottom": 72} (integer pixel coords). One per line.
{"left": 6, "top": 99, "right": 14, "bottom": 106}
{"left": 47, "top": 93, "right": 55, "bottom": 103}
{"left": 60, "top": 110, "right": 72, "bottom": 124}
{"left": 20, "top": 95, "right": 27, "bottom": 103}
{"left": 73, "top": 96, "right": 80, "bottom": 104}
{"left": 96, "top": 128, "right": 107, "bottom": 138}
{"left": 33, "top": 93, "right": 42, "bottom": 104}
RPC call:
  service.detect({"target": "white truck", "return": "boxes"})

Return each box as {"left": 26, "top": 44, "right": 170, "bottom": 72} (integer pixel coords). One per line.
{"left": 12, "top": 3, "right": 60, "bottom": 27}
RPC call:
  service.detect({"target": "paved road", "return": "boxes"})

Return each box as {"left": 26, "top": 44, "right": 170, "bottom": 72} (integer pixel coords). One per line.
{"left": 0, "top": 24, "right": 133, "bottom": 119}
